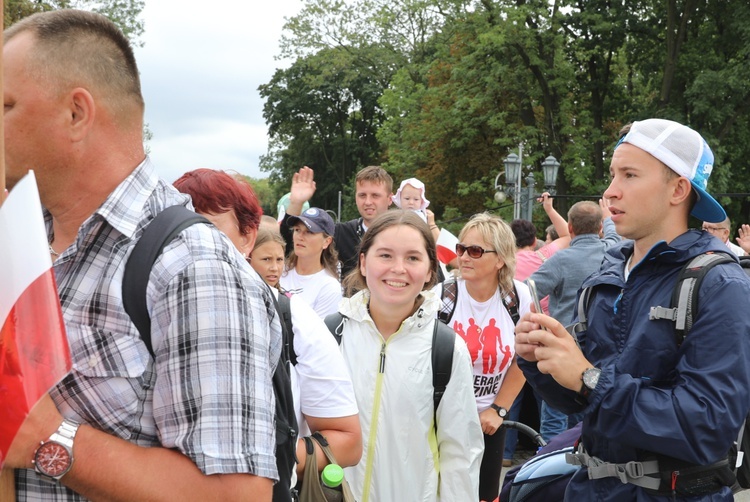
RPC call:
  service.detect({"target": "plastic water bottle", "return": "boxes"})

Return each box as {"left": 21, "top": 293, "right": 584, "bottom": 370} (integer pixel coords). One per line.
{"left": 321, "top": 463, "right": 344, "bottom": 502}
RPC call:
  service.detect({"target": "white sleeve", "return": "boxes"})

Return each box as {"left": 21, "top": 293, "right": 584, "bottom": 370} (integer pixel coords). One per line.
{"left": 311, "top": 275, "right": 344, "bottom": 318}
{"left": 436, "top": 335, "right": 483, "bottom": 500}
{"left": 289, "top": 295, "right": 358, "bottom": 430}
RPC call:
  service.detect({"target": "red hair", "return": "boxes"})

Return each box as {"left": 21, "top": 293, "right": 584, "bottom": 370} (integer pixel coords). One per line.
{"left": 173, "top": 169, "right": 262, "bottom": 234}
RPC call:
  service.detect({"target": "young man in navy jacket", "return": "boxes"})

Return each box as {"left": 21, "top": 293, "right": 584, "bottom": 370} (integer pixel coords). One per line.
{"left": 515, "top": 119, "right": 750, "bottom": 501}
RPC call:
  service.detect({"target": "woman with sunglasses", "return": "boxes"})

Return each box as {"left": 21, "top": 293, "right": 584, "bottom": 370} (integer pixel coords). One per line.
{"left": 434, "top": 212, "right": 531, "bottom": 502}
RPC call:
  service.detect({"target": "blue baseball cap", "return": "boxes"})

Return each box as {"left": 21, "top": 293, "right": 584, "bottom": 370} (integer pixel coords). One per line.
{"left": 287, "top": 207, "right": 335, "bottom": 236}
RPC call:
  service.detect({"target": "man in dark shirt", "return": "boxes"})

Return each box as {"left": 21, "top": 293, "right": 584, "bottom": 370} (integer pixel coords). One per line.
{"left": 282, "top": 165, "right": 393, "bottom": 277}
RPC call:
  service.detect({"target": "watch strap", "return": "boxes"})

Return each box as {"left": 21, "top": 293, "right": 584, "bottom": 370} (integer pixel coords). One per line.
{"left": 489, "top": 403, "right": 507, "bottom": 418}
{"left": 49, "top": 418, "right": 80, "bottom": 448}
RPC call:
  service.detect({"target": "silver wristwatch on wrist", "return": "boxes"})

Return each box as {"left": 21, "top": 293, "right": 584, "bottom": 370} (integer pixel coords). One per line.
{"left": 33, "top": 418, "right": 80, "bottom": 482}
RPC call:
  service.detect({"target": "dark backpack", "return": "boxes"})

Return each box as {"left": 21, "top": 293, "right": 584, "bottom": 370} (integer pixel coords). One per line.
{"left": 572, "top": 251, "right": 750, "bottom": 492}
{"left": 122, "top": 205, "right": 298, "bottom": 502}
{"left": 323, "top": 312, "right": 456, "bottom": 429}
{"left": 437, "top": 278, "right": 520, "bottom": 325}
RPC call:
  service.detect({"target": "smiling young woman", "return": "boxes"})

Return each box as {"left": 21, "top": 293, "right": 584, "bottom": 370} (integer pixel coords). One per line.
{"left": 335, "top": 210, "right": 483, "bottom": 502}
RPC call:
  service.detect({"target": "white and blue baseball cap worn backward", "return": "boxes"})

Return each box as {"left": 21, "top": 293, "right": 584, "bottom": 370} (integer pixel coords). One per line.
{"left": 616, "top": 118, "right": 727, "bottom": 223}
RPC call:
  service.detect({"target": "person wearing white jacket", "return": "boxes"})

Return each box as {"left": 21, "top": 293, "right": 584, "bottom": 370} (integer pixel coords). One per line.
{"left": 337, "top": 210, "right": 484, "bottom": 502}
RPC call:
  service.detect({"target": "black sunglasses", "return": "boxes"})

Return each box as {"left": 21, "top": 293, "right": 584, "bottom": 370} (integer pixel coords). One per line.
{"left": 456, "top": 243, "right": 497, "bottom": 259}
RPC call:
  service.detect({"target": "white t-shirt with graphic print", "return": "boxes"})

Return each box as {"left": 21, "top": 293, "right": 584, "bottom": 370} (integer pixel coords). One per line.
{"left": 434, "top": 278, "right": 531, "bottom": 412}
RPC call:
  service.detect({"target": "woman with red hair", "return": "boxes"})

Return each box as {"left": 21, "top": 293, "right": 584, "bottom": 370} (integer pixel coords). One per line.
{"left": 173, "top": 169, "right": 362, "bottom": 493}
{"left": 173, "top": 168, "right": 262, "bottom": 258}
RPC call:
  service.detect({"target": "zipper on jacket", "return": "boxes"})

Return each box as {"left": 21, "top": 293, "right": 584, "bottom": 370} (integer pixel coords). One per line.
{"left": 613, "top": 289, "right": 624, "bottom": 314}
{"left": 362, "top": 341, "right": 387, "bottom": 502}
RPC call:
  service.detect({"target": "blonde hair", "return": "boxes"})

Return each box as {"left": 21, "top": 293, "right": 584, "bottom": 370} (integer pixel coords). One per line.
{"left": 458, "top": 213, "right": 516, "bottom": 296}
{"left": 253, "top": 227, "right": 286, "bottom": 253}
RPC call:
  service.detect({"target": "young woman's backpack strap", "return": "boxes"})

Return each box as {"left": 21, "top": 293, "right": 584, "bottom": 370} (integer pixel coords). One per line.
{"left": 323, "top": 312, "right": 455, "bottom": 430}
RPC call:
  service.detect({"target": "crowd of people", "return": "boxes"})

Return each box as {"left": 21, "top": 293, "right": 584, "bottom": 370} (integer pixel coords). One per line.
{"left": 5, "top": 9, "right": 750, "bottom": 502}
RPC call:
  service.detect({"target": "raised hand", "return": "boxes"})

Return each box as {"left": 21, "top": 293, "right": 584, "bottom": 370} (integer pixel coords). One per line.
{"left": 736, "top": 224, "right": 750, "bottom": 255}
{"left": 288, "top": 166, "right": 316, "bottom": 216}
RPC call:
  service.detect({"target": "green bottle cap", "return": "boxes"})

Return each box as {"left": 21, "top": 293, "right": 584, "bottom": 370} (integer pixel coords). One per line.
{"left": 321, "top": 464, "right": 344, "bottom": 488}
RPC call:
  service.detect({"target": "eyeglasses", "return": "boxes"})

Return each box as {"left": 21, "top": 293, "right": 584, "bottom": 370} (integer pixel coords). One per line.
{"left": 702, "top": 225, "right": 729, "bottom": 233}
{"left": 456, "top": 243, "right": 497, "bottom": 259}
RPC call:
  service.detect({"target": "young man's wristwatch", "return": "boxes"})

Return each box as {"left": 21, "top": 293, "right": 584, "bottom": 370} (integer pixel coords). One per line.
{"left": 579, "top": 367, "right": 602, "bottom": 399}
{"left": 489, "top": 404, "right": 508, "bottom": 418}
{"left": 33, "top": 418, "right": 80, "bottom": 482}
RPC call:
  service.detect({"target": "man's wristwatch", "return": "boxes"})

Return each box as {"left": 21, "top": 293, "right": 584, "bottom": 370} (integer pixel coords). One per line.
{"left": 579, "top": 367, "right": 602, "bottom": 400}
{"left": 489, "top": 404, "right": 508, "bottom": 418}
{"left": 33, "top": 418, "right": 80, "bottom": 482}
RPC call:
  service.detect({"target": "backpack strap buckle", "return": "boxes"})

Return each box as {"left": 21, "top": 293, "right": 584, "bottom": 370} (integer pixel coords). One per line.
{"left": 649, "top": 306, "right": 678, "bottom": 321}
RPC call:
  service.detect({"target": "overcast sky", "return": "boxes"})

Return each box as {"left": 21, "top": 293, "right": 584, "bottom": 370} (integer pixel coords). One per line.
{"left": 134, "top": 1, "right": 303, "bottom": 183}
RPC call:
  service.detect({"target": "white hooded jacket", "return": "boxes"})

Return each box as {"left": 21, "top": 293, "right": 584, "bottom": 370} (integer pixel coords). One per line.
{"left": 339, "top": 289, "right": 483, "bottom": 502}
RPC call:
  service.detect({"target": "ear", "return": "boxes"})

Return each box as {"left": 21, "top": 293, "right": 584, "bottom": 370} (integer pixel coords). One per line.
{"left": 68, "top": 88, "right": 96, "bottom": 142}
{"left": 238, "top": 228, "right": 258, "bottom": 257}
{"left": 424, "top": 267, "right": 432, "bottom": 287}
{"left": 322, "top": 235, "right": 333, "bottom": 249}
{"left": 494, "top": 256, "right": 505, "bottom": 272}
{"left": 359, "top": 252, "right": 367, "bottom": 276}
{"left": 387, "top": 194, "right": 394, "bottom": 207}
{"left": 670, "top": 177, "right": 692, "bottom": 207}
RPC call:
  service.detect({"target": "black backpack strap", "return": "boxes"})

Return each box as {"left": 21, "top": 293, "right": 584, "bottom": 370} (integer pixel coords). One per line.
{"left": 324, "top": 312, "right": 346, "bottom": 345}
{"left": 437, "top": 279, "right": 458, "bottom": 324}
{"left": 267, "top": 286, "right": 296, "bottom": 366}
{"left": 432, "top": 320, "right": 455, "bottom": 430}
{"left": 503, "top": 283, "right": 520, "bottom": 325}
{"left": 122, "top": 205, "right": 210, "bottom": 357}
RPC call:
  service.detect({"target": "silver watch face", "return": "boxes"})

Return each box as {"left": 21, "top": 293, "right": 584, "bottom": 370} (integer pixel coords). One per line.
{"left": 498, "top": 407, "right": 507, "bottom": 418}
{"left": 583, "top": 368, "right": 601, "bottom": 390}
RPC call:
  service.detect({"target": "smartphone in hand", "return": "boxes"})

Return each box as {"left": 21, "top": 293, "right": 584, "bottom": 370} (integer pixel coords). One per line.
{"left": 526, "top": 279, "right": 546, "bottom": 331}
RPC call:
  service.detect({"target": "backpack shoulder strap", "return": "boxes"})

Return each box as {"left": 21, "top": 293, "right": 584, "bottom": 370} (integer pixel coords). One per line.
{"left": 268, "top": 287, "right": 295, "bottom": 366}
{"left": 567, "top": 286, "right": 595, "bottom": 337}
{"left": 502, "top": 283, "right": 520, "bottom": 325}
{"left": 324, "top": 312, "right": 346, "bottom": 345}
{"left": 668, "top": 252, "right": 735, "bottom": 346}
{"left": 432, "top": 320, "right": 455, "bottom": 428}
{"left": 437, "top": 279, "right": 458, "bottom": 324}
{"left": 122, "top": 205, "right": 210, "bottom": 357}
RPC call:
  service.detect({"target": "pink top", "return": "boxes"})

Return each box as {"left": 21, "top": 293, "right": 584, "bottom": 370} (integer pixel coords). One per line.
{"left": 515, "top": 242, "right": 560, "bottom": 314}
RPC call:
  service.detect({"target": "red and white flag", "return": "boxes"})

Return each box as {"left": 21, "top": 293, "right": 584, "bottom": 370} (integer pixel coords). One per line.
{"left": 0, "top": 172, "right": 70, "bottom": 469}
{"left": 436, "top": 228, "right": 459, "bottom": 265}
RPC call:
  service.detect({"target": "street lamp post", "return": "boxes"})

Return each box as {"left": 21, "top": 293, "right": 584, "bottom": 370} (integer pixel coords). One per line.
{"left": 495, "top": 147, "right": 560, "bottom": 221}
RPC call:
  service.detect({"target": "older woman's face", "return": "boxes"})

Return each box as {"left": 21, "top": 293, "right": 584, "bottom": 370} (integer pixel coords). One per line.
{"left": 458, "top": 228, "right": 504, "bottom": 285}
{"left": 200, "top": 209, "right": 256, "bottom": 257}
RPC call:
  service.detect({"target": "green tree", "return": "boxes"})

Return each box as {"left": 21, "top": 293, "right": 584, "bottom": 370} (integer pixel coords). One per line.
{"left": 259, "top": 45, "right": 386, "bottom": 212}
{"left": 265, "top": 0, "right": 750, "bottom": 228}
{"left": 236, "top": 175, "right": 275, "bottom": 218}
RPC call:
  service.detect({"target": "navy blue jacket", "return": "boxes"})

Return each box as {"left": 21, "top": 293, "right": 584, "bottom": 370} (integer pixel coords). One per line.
{"left": 519, "top": 230, "right": 750, "bottom": 501}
